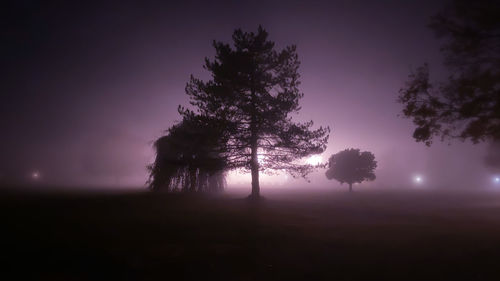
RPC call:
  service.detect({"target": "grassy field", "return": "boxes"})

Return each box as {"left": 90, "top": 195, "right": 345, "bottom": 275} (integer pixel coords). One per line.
{"left": 2, "top": 187, "right": 500, "bottom": 280}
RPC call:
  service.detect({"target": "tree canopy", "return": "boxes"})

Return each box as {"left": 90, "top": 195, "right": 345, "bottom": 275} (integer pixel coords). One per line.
{"left": 398, "top": 0, "right": 500, "bottom": 145}
{"left": 148, "top": 114, "right": 227, "bottom": 192}
{"left": 182, "top": 26, "right": 329, "bottom": 198}
{"left": 325, "top": 149, "right": 377, "bottom": 192}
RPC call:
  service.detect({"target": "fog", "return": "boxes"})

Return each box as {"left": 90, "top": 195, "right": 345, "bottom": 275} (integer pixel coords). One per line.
{"left": 2, "top": 0, "right": 498, "bottom": 192}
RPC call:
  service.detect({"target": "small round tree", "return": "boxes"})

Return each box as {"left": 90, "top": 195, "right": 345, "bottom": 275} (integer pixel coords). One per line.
{"left": 325, "top": 148, "right": 377, "bottom": 192}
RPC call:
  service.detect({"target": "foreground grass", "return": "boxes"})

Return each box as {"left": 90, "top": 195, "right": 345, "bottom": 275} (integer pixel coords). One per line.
{"left": 2, "top": 188, "right": 500, "bottom": 280}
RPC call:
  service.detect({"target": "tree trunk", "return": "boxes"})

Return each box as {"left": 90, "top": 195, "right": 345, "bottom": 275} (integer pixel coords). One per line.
{"left": 189, "top": 167, "right": 197, "bottom": 192}
{"left": 198, "top": 171, "right": 206, "bottom": 192}
{"left": 250, "top": 141, "right": 260, "bottom": 198}
{"left": 249, "top": 82, "right": 260, "bottom": 199}
{"left": 349, "top": 183, "right": 353, "bottom": 192}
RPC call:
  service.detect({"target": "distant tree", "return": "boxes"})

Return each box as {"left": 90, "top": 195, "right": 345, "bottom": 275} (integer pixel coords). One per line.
{"left": 325, "top": 149, "right": 377, "bottom": 192}
{"left": 148, "top": 114, "right": 227, "bottom": 192}
{"left": 398, "top": 0, "right": 500, "bottom": 145}
{"left": 181, "top": 26, "right": 330, "bottom": 198}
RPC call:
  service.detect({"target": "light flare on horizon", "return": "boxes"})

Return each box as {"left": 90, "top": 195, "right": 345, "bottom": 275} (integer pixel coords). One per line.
{"left": 306, "top": 155, "right": 323, "bottom": 166}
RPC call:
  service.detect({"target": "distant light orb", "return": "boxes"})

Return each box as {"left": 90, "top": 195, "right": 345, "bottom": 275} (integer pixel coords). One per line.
{"left": 306, "top": 155, "right": 322, "bottom": 166}
{"left": 413, "top": 175, "right": 423, "bottom": 184}
{"left": 31, "top": 171, "right": 40, "bottom": 180}
{"left": 494, "top": 177, "right": 500, "bottom": 184}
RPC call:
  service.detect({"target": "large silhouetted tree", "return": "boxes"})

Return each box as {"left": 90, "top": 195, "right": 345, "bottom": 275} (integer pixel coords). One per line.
{"left": 182, "top": 26, "right": 330, "bottom": 198}
{"left": 398, "top": 0, "right": 500, "bottom": 145}
{"left": 148, "top": 114, "right": 227, "bottom": 192}
{"left": 325, "top": 149, "right": 377, "bottom": 192}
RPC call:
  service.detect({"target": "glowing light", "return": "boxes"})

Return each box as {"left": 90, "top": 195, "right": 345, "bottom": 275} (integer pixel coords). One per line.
{"left": 257, "top": 154, "right": 265, "bottom": 164}
{"left": 413, "top": 175, "right": 423, "bottom": 184}
{"left": 226, "top": 169, "right": 289, "bottom": 186}
{"left": 31, "top": 171, "right": 40, "bottom": 180}
{"left": 494, "top": 177, "right": 500, "bottom": 184}
{"left": 306, "top": 155, "right": 322, "bottom": 166}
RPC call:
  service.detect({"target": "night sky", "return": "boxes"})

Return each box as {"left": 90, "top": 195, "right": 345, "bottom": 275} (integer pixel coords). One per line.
{"left": 2, "top": 0, "right": 494, "bottom": 189}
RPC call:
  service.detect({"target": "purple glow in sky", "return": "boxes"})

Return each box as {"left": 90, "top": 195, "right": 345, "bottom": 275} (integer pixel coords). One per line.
{"left": 1, "top": 0, "right": 494, "bottom": 190}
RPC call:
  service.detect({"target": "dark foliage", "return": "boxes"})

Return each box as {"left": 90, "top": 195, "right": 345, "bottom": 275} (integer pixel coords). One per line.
{"left": 398, "top": 0, "right": 500, "bottom": 145}
{"left": 182, "top": 26, "right": 330, "bottom": 197}
{"left": 325, "top": 148, "right": 377, "bottom": 192}
{"left": 148, "top": 115, "right": 227, "bottom": 192}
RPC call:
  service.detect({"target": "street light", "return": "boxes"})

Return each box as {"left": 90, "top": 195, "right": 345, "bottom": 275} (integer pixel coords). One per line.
{"left": 413, "top": 175, "right": 424, "bottom": 185}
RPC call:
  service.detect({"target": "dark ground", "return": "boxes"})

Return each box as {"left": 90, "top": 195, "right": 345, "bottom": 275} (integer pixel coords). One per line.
{"left": 2, "top": 187, "right": 500, "bottom": 280}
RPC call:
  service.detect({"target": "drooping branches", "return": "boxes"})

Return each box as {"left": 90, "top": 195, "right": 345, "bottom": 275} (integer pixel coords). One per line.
{"left": 148, "top": 115, "right": 227, "bottom": 192}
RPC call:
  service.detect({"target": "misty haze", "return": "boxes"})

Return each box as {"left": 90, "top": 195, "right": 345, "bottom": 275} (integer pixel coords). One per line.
{"left": 2, "top": 0, "right": 500, "bottom": 280}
